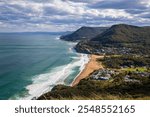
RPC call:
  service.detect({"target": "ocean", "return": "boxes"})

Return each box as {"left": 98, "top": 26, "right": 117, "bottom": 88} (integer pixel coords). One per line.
{"left": 0, "top": 33, "right": 89, "bottom": 100}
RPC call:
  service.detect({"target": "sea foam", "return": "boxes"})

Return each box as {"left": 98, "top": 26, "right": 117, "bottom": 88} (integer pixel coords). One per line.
{"left": 22, "top": 53, "right": 89, "bottom": 100}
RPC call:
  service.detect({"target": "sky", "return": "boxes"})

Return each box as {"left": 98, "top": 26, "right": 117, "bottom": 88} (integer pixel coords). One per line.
{"left": 0, "top": 0, "right": 150, "bottom": 32}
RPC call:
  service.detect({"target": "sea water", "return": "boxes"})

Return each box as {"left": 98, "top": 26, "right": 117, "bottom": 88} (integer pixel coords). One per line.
{"left": 0, "top": 33, "right": 89, "bottom": 100}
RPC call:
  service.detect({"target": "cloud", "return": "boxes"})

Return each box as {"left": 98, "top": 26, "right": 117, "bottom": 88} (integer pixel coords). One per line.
{"left": 0, "top": 0, "right": 149, "bottom": 32}
{"left": 89, "top": 0, "right": 149, "bottom": 10}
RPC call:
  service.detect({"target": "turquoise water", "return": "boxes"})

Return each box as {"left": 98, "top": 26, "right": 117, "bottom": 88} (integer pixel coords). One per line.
{"left": 0, "top": 33, "right": 88, "bottom": 100}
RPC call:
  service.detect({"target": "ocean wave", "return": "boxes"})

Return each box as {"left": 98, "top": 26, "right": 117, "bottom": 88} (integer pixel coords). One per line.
{"left": 20, "top": 53, "right": 89, "bottom": 100}
{"left": 55, "top": 37, "right": 60, "bottom": 40}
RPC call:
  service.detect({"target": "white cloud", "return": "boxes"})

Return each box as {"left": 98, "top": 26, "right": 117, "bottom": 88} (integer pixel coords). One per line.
{"left": 140, "top": 0, "right": 150, "bottom": 7}
{"left": 0, "top": 0, "right": 149, "bottom": 32}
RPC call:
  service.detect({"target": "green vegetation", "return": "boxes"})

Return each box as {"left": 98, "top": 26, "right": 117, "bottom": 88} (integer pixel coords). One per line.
{"left": 122, "top": 67, "right": 148, "bottom": 72}
{"left": 39, "top": 24, "right": 150, "bottom": 100}
{"left": 92, "top": 24, "right": 150, "bottom": 45}
{"left": 99, "top": 55, "right": 150, "bottom": 69}
{"left": 75, "top": 24, "right": 150, "bottom": 55}
{"left": 38, "top": 74, "right": 150, "bottom": 100}
{"left": 38, "top": 55, "right": 150, "bottom": 100}
{"left": 60, "top": 26, "right": 108, "bottom": 41}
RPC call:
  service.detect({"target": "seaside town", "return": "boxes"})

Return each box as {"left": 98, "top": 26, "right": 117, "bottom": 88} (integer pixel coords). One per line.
{"left": 90, "top": 67, "right": 150, "bottom": 83}
{"left": 38, "top": 24, "right": 150, "bottom": 100}
{"left": 38, "top": 53, "right": 150, "bottom": 100}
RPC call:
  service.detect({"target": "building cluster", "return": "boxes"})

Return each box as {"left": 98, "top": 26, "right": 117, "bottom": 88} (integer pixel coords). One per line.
{"left": 94, "top": 47, "right": 132, "bottom": 55}
{"left": 90, "top": 68, "right": 150, "bottom": 83}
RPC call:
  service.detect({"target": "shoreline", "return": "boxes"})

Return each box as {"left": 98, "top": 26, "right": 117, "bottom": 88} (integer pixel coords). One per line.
{"left": 72, "top": 54, "right": 104, "bottom": 87}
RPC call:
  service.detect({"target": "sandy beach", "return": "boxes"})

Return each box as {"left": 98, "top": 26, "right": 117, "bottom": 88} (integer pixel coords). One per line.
{"left": 72, "top": 54, "right": 104, "bottom": 86}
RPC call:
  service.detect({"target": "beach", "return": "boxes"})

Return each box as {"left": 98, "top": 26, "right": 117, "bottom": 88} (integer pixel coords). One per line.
{"left": 72, "top": 54, "right": 104, "bottom": 86}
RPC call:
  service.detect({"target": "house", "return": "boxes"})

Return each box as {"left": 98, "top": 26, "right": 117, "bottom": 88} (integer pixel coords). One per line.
{"left": 98, "top": 77, "right": 109, "bottom": 80}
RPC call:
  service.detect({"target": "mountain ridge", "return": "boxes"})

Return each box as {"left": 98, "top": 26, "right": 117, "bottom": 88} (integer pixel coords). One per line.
{"left": 60, "top": 26, "right": 108, "bottom": 41}
{"left": 75, "top": 24, "right": 150, "bottom": 55}
{"left": 91, "top": 24, "right": 150, "bottom": 44}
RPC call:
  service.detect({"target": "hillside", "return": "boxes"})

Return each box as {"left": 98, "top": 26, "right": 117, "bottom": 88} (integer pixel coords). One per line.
{"left": 91, "top": 24, "right": 150, "bottom": 44}
{"left": 38, "top": 65, "right": 150, "bottom": 100}
{"left": 60, "top": 26, "right": 108, "bottom": 41}
{"left": 37, "top": 24, "right": 150, "bottom": 100}
{"left": 75, "top": 24, "right": 150, "bottom": 55}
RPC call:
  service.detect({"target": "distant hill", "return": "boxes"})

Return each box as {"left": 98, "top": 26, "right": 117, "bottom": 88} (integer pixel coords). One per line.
{"left": 60, "top": 26, "right": 108, "bottom": 41}
{"left": 91, "top": 24, "right": 150, "bottom": 44}
{"left": 75, "top": 24, "right": 150, "bottom": 55}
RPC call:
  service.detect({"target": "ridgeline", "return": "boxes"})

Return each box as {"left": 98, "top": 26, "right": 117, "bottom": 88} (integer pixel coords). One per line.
{"left": 60, "top": 26, "right": 108, "bottom": 42}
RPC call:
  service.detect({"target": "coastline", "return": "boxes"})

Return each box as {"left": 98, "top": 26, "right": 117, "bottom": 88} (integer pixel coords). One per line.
{"left": 72, "top": 54, "right": 104, "bottom": 87}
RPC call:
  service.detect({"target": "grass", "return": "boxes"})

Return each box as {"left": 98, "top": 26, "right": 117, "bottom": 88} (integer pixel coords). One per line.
{"left": 38, "top": 54, "right": 150, "bottom": 100}
{"left": 38, "top": 77, "right": 150, "bottom": 100}
{"left": 121, "top": 67, "right": 148, "bottom": 72}
{"left": 109, "top": 55, "right": 122, "bottom": 57}
{"left": 40, "top": 93, "right": 150, "bottom": 100}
